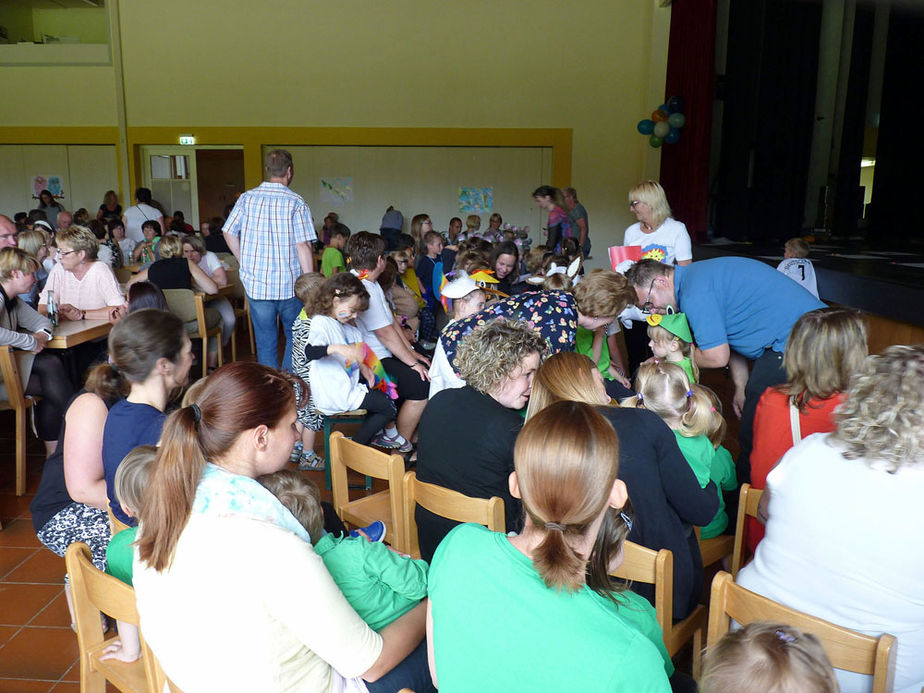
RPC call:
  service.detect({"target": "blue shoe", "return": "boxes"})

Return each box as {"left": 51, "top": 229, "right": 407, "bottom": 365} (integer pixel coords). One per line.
{"left": 349, "top": 520, "right": 386, "bottom": 543}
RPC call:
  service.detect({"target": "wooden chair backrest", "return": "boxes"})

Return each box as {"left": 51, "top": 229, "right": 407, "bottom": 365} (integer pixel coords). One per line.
{"left": 225, "top": 268, "right": 246, "bottom": 300}
{"left": 402, "top": 471, "right": 505, "bottom": 558}
{"left": 162, "top": 288, "right": 198, "bottom": 323}
{"left": 107, "top": 506, "right": 131, "bottom": 536}
{"left": 611, "top": 541, "right": 672, "bottom": 636}
{"left": 708, "top": 571, "right": 897, "bottom": 692}
{"left": 0, "top": 345, "right": 28, "bottom": 410}
{"left": 329, "top": 431, "right": 406, "bottom": 552}
{"left": 730, "top": 483, "right": 763, "bottom": 577}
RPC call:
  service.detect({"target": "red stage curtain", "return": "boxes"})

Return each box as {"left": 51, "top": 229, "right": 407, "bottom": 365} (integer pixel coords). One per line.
{"left": 659, "top": 0, "right": 717, "bottom": 243}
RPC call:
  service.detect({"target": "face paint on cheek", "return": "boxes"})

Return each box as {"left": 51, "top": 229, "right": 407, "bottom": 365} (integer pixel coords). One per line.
{"left": 337, "top": 310, "right": 350, "bottom": 320}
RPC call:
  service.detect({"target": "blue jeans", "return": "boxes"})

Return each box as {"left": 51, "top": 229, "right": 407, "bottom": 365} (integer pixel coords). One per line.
{"left": 247, "top": 295, "right": 303, "bottom": 372}
{"left": 364, "top": 639, "right": 436, "bottom": 693}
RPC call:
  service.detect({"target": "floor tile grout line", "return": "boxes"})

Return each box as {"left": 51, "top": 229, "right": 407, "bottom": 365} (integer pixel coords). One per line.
{"left": 0, "top": 547, "right": 40, "bottom": 581}
{"left": 0, "top": 624, "right": 25, "bottom": 652}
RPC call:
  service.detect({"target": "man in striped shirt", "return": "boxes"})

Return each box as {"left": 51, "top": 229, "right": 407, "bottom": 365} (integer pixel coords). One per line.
{"left": 223, "top": 149, "right": 315, "bottom": 371}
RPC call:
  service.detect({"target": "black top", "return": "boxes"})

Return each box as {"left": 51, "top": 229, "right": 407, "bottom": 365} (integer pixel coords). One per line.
{"left": 98, "top": 204, "right": 122, "bottom": 222}
{"left": 204, "top": 232, "right": 231, "bottom": 255}
{"left": 31, "top": 391, "right": 115, "bottom": 532}
{"left": 415, "top": 386, "right": 523, "bottom": 562}
{"left": 599, "top": 406, "right": 719, "bottom": 620}
{"left": 148, "top": 257, "right": 191, "bottom": 290}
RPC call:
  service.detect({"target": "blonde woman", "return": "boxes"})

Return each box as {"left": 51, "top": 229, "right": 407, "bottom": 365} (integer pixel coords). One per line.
{"left": 623, "top": 180, "right": 692, "bottom": 265}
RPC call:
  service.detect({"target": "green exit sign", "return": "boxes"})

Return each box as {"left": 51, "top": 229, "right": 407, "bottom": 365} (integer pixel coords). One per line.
{"left": 179, "top": 135, "right": 196, "bottom": 146}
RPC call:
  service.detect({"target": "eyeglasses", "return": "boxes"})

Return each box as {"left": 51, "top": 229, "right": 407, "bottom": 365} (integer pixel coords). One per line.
{"left": 629, "top": 200, "right": 642, "bottom": 209}
{"left": 57, "top": 248, "right": 79, "bottom": 257}
{"left": 640, "top": 277, "right": 656, "bottom": 314}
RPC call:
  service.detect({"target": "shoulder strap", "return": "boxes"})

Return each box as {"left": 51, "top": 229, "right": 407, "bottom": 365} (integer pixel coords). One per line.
{"left": 789, "top": 401, "right": 802, "bottom": 446}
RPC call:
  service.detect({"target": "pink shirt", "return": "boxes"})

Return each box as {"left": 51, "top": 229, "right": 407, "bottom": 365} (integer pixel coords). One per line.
{"left": 39, "top": 260, "right": 124, "bottom": 310}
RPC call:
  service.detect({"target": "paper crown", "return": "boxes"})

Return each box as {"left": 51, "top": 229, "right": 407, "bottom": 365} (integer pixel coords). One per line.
{"left": 646, "top": 312, "right": 693, "bottom": 343}
{"left": 442, "top": 269, "right": 503, "bottom": 299}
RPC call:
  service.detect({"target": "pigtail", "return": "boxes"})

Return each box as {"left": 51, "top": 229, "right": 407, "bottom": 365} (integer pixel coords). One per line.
{"left": 136, "top": 405, "right": 206, "bottom": 572}
{"left": 680, "top": 384, "right": 716, "bottom": 438}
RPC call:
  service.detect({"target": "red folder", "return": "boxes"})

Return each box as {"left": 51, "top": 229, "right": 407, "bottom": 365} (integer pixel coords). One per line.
{"left": 609, "top": 245, "right": 642, "bottom": 269}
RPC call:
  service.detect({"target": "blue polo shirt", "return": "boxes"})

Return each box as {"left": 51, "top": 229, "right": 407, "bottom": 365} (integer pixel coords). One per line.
{"left": 674, "top": 258, "right": 824, "bottom": 359}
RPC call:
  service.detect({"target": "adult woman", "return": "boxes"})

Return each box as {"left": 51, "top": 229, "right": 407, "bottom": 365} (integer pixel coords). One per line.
{"left": 532, "top": 185, "right": 570, "bottom": 251}
{"left": 37, "top": 189, "right": 65, "bottom": 222}
{"left": 96, "top": 190, "right": 122, "bottom": 223}
{"left": 525, "top": 352, "right": 719, "bottom": 619}
{"left": 416, "top": 319, "right": 545, "bottom": 561}
{"left": 489, "top": 240, "right": 521, "bottom": 296}
{"left": 16, "top": 228, "right": 51, "bottom": 307}
{"left": 438, "top": 269, "right": 636, "bottom": 379}
{"left": 737, "top": 346, "right": 924, "bottom": 693}
{"left": 409, "top": 213, "right": 432, "bottom": 254}
{"left": 623, "top": 180, "right": 692, "bottom": 266}
{"left": 747, "top": 307, "right": 867, "bottom": 551}
{"left": 427, "top": 401, "right": 672, "bottom": 691}
{"left": 100, "top": 309, "right": 192, "bottom": 525}
{"left": 38, "top": 225, "right": 127, "bottom": 322}
{"left": 182, "top": 233, "right": 235, "bottom": 346}
{"left": 0, "top": 248, "right": 74, "bottom": 456}
{"left": 133, "top": 362, "right": 432, "bottom": 692}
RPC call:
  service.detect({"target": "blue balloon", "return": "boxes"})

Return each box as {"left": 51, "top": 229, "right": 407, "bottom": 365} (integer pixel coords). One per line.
{"left": 637, "top": 119, "right": 655, "bottom": 135}
{"left": 668, "top": 112, "right": 686, "bottom": 129}
{"left": 667, "top": 96, "right": 685, "bottom": 114}
{"left": 665, "top": 128, "right": 681, "bottom": 144}
{"left": 658, "top": 104, "right": 669, "bottom": 113}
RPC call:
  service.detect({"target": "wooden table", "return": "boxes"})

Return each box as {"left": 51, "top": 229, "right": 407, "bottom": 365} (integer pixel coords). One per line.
{"left": 46, "top": 319, "right": 112, "bottom": 349}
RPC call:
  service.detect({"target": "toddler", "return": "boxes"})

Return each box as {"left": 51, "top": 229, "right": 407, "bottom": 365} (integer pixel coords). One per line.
{"left": 777, "top": 238, "right": 818, "bottom": 298}
{"left": 390, "top": 250, "right": 435, "bottom": 344}
{"left": 646, "top": 312, "right": 698, "bottom": 384}
{"left": 700, "top": 622, "right": 837, "bottom": 693}
{"left": 699, "top": 386, "right": 737, "bottom": 538}
{"left": 257, "top": 469, "right": 428, "bottom": 631}
{"left": 415, "top": 230, "right": 448, "bottom": 314}
{"left": 320, "top": 222, "right": 350, "bottom": 277}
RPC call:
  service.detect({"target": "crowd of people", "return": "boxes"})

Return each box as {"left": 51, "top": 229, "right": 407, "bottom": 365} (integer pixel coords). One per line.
{"left": 1, "top": 149, "right": 921, "bottom": 692}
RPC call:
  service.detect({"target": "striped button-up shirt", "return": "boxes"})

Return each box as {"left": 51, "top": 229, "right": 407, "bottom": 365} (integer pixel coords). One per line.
{"left": 223, "top": 182, "right": 316, "bottom": 300}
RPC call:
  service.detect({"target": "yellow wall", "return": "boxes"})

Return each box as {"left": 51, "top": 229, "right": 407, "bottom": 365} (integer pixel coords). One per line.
{"left": 31, "top": 7, "right": 109, "bottom": 44}
{"left": 0, "top": 0, "right": 670, "bottom": 256}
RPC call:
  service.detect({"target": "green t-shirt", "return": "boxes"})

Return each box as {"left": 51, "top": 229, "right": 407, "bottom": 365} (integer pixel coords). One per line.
{"left": 320, "top": 246, "right": 345, "bottom": 277}
{"left": 314, "top": 532, "right": 428, "bottom": 632}
{"left": 676, "top": 356, "right": 696, "bottom": 384}
{"left": 575, "top": 326, "right": 614, "bottom": 379}
{"left": 429, "top": 523, "right": 672, "bottom": 692}
{"left": 700, "top": 445, "right": 737, "bottom": 538}
{"left": 673, "top": 433, "right": 730, "bottom": 539}
{"left": 105, "top": 526, "right": 138, "bottom": 586}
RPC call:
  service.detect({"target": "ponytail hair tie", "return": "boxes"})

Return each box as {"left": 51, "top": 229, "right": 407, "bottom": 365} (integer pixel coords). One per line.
{"left": 544, "top": 522, "right": 566, "bottom": 532}
{"left": 686, "top": 389, "right": 693, "bottom": 398}
{"left": 189, "top": 403, "right": 202, "bottom": 423}
{"left": 775, "top": 629, "right": 796, "bottom": 643}
{"left": 107, "top": 356, "right": 118, "bottom": 373}
{"left": 636, "top": 393, "right": 643, "bottom": 403}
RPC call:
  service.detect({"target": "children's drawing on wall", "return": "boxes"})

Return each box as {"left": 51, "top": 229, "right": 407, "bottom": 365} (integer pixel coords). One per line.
{"left": 32, "top": 176, "right": 64, "bottom": 200}
{"left": 458, "top": 187, "right": 493, "bottom": 214}
{"left": 320, "top": 177, "right": 353, "bottom": 205}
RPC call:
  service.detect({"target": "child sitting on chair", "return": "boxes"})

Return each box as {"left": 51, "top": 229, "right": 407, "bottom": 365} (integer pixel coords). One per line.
{"left": 257, "top": 469, "right": 428, "bottom": 631}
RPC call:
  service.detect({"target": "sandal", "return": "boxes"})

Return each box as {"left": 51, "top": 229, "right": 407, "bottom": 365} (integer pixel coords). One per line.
{"left": 298, "top": 449, "right": 326, "bottom": 472}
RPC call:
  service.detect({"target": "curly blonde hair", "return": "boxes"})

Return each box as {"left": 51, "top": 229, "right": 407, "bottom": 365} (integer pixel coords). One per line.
{"left": 455, "top": 318, "right": 545, "bottom": 394}
{"left": 832, "top": 345, "right": 924, "bottom": 472}
{"left": 571, "top": 270, "right": 636, "bottom": 319}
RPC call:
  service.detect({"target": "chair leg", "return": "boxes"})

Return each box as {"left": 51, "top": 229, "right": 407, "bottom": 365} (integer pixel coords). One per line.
{"left": 323, "top": 420, "right": 333, "bottom": 490}
{"left": 231, "top": 324, "right": 238, "bottom": 363}
{"left": 691, "top": 626, "right": 703, "bottom": 680}
{"left": 216, "top": 332, "right": 223, "bottom": 369}
{"left": 201, "top": 338, "right": 208, "bottom": 379}
{"left": 15, "top": 406, "right": 26, "bottom": 496}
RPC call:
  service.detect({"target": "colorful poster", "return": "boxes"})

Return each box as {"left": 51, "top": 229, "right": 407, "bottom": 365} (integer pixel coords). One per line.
{"left": 320, "top": 177, "right": 353, "bottom": 204}
{"left": 32, "top": 176, "right": 64, "bottom": 200}
{"left": 458, "top": 187, "right": 493, "bottom": 214}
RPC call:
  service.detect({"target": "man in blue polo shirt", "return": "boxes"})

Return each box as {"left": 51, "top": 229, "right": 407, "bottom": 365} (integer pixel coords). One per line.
{"left": 625, "top": 258, "right": 824, "bottom": 484}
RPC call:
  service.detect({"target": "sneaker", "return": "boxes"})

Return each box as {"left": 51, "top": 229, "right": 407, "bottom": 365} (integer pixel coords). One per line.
{"left": 371, "top": 431, "right": 404, "bottom": 450}
{"left": 349, "top": 520, "right": 386, "bottom": 543}
{"left": 394, "top": 436, "right": 413, "bottom": 454}
{"left": 298, "top": 449, "right": 325, "bottom": 471}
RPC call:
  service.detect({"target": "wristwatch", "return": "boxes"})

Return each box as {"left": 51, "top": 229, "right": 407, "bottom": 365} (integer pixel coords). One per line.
{"left": 38, "top": 327, "right": 53, "bottom": 339}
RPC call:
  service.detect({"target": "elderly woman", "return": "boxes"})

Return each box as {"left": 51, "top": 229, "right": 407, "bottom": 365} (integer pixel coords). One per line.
{"left": 415, "top": 319, "right": 545, "bottom": 562}
{"left": 38, "top": 225, "right": 126, "bottom": 322}
{"left": 525, "top": 352, "right": 719, "bottom": 620}
{"left": 427, "top": 401, "right": 672, "bottom": 691}
{"left": 623, "top": 180, "right": 692, "bottom": 266}
{"left": 133, "top": 362, "right": 432, "bottom": 692}
{"left": 737, "top": 345, "right": 924, "bottom": 693}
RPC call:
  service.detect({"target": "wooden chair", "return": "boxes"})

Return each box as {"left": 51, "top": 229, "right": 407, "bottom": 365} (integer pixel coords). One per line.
{"left": 330, "top": 431, "right": 407, "bottom": 553}
{"left": 402, "top": 471, "right": 505, "bottom": 560}
{"left": 225, "top": 268, "right": 254, "bottom": 361}
{"left": 0, "top": 345, "right": 37, "bottom": 496}
{"left": 65, "top": 542, "right": 152, "bottom": 693}
{"left": 322, "top": 409, "right": 368, "bottom": 490}
{"left": 696, "top": 526, "right": 735, "bottom": 569}
{"left": 611, "top": 541, "right": 706, "bottom": 678}
{"left": 162, "top": 288, "right": 223, "bottom": 378}
{"left": 114, "top": 266, "right": 134, "bottom": 284}
{"left": 107, "top": 506, "right": 131, "bottom": 536}
{"left": 730, "top": 483, "right": 763, "bottom": 578}
{"left": 142, "top": 639, "right": 184, "bottom": 693}
{"left": 708, "top": 571, "right": 897, "bottom": 692}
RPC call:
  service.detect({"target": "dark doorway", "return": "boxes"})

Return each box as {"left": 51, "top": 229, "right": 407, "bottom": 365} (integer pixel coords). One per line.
{"left": 196, "top": 149, "right": 244, "bottom": 225}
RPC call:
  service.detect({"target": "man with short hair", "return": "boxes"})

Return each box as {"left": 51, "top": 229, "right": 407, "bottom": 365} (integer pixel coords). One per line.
{"left": 563, "top": 187, "right": 590, "bottom": 258}
{"left": 624, "top": 257, "right": 824, "bottom": 484}
{"left": 223, "top": 149, "right": 315, "bottom": 371}
{"left": 55, "top": 211, "right": 73, "bottom": 233}
{"left": 122, "top": 187, "right": 164, "bottom": 244}
{"left": 0, "top": 215, "right": 19, "bottom": 248}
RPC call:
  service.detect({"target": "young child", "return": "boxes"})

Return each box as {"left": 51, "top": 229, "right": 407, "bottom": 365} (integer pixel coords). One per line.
{"left": 390, "top": 250, "right": 435, "bottom": 344}
{"left": 132, "top": 219, "right": 161, "bottom": 264}
{"left": 102, "top": 445, "right": 157, "bottom": 663}
{"left": 646, "top": 312, "right": 699, "bottom": 384}
{"left": 320, "top": 222, "right": 350, "bottom": 277}
{"left": 777, "top": 237, "right": 818, "bottom": 298}
{"left": 700, "top": 622, "right": 838, "bottom": 693}
{"left": 306, "top": 272, "right": 411, "bottom": 452}
{"left": 108, "top": 218, "right": 135, "bottom": 265}
{"left": 415, "top": 230, "right": 447, "bottom": 315}
{"left": 699, "top": 386, "right": 737, "bottom": 538}
{"left": 257, "top": 469, "right": 428, "bottom": 631}
{"left": 290, "top": 272, "right": 330, "bottom": 470}
{"left": 621, "top": 362, "right": 728, "bottom": 536}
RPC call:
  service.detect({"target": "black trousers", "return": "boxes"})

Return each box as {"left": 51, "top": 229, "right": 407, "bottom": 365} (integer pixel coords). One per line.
{"left": 736, "top": 348, "right": 787, "bottom": 485}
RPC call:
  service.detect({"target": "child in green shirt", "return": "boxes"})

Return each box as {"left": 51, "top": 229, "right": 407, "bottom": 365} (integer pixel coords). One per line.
{"left": 646, "top": 312, "right": 698, "bottom": 384}
{"left": 257, "top": 469, "right": 428, "bottom": 631}
{"left": 320, "top": 223, "right": 350, "bottom": 277}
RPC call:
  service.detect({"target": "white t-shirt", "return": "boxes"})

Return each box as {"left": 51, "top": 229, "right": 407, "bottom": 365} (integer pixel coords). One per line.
{"left": 198, "top": 250, "right": 224, "bottom": 277}
{"left": 737, "top": 433, "right": 924, "bottom": 693}
{"left": 133, "top": 514, "right": 382, "bottom": 693}
{"left": 428, "top": 332, "right": 465, "bottom": 398}
{"left": 39, "top": 260, "right": 124, "bottom": 310}
{"left": 123, "top": 203, "right": 161, "bottom": 243}
{"left": 776, "top": 258, "right": 818, "bottom": 298}
{"left": 623, "top": 218, "right": 693, "bottom": 265}
{"left": 307, "top": 315, "right": 367, "bottom": 415}
{"left": 352, "top": 273, "right": 394, "bottom": 360}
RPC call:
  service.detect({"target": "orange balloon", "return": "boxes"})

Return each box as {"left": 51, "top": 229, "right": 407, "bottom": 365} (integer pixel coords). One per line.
{"left": 652, "top": 109, "right": 669, "bottom": 122}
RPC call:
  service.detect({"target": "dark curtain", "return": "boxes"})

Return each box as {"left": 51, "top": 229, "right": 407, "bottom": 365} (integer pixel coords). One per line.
{"left": 660, "top": 0, "right": 717, "bottom": 244}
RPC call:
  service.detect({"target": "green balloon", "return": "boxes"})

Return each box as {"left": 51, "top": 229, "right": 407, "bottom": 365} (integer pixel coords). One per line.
{"left": 667, "top": 112, "right": 686, "bottom": 128}
{"left": 649, "top": 135, "right": 664, "bottom": 148}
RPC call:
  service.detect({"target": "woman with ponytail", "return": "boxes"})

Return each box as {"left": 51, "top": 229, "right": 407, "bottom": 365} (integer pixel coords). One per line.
{"left": 132, "top": 361, "right": 432, "bottom": 693}
{"left": 426, "top": 401, "right": 672, "bottom": 692}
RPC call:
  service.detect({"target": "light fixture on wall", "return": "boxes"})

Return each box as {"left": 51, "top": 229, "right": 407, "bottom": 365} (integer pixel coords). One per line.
{"left": 179, "top": 135, "right": 196, "bottom": 146}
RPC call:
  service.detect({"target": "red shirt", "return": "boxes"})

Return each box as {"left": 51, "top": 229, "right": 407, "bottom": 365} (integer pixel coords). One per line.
{"left": 747, "top": 388, "right": 845, "bottom": 552}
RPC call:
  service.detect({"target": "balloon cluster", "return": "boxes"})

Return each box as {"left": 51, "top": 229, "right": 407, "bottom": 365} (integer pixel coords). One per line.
{"left": 637, "top": 96, "right": 686, "bottom": 148}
